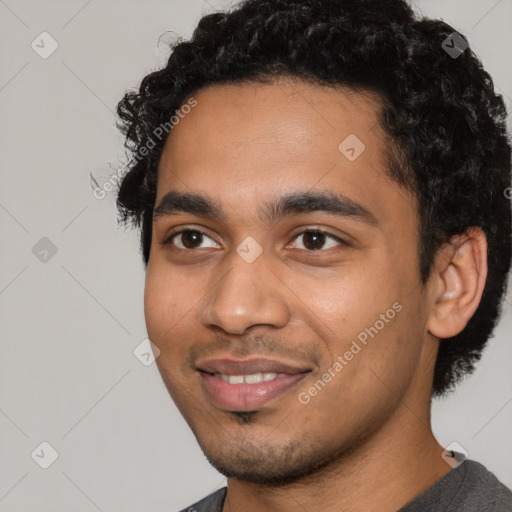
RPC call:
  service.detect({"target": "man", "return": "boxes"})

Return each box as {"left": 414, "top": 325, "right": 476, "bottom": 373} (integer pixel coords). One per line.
{"left": 115, "top": 0, "right": 512, "bottom": 510}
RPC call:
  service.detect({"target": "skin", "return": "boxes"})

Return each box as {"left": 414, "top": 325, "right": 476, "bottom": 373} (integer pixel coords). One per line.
{"left": 144, "top": 77, "right": 488, "bottom": 512}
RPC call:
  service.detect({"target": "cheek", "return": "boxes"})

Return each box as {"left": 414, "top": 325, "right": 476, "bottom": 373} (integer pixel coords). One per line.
{"left": 144, "top": 269, "right": 192, "bottom": 391}
{"left": 301, "top": 267, "right": 394, "bottom": 336}
{"left": 143, "top": 263, "right": 183, "bottom": 343}
{"left": 301, "top": 267, "right": 417, "bottom": 379}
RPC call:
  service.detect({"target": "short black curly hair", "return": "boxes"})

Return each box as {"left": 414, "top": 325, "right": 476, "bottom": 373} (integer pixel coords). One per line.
{"left": 115, "top": 0, "right": 511, "bottom": 397}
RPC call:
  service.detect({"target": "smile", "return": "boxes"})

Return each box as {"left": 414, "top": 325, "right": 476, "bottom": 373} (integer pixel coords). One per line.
{"left": 214, "top": 372, "right": 288, "bottom": 384}
{"left": 198, "top": 370, "right": 310, "bottom": 411}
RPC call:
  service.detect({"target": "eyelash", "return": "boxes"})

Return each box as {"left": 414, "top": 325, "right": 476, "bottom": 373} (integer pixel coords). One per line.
{"left": 160, "top": 227, "right": 349, "bottom": 252}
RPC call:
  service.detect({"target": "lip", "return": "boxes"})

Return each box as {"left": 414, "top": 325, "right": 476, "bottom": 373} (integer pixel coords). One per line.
{"left": 196, "top": 357, "right": 311, "bottom": 376}
{"left": 196, "top": 357, "right": 312, "bottom": 411}
{"left": 199, "top": 371, "right": 310, "bottom": 411}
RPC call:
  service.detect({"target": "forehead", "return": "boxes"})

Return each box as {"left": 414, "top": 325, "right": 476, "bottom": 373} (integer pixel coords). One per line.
{"left": 156, "top": 78, "right": 412, "bottom": 226}
{"left": 159, "top": 78, "right": 385, "bottom": 172}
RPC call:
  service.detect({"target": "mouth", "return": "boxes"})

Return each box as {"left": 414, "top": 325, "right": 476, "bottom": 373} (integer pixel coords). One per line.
{"left": 208, "top": 371, "right": 293, "bottom": 384}
{"left": 196, "top": 357, "right": 312, "bottom": 411}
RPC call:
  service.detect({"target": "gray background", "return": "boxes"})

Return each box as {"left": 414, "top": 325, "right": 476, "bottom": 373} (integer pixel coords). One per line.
{"left": 0, "top": 0, "right": 511, "bottom": 510}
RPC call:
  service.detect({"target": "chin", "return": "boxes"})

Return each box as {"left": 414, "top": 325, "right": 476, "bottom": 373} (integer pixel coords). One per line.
{"left": 196, "top": 433, "right": 344, "bottom": 486}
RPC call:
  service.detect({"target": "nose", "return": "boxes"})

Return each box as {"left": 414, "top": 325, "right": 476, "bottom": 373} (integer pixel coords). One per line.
{"left": 199, "top": 250, "right": 291, "bottom": 335}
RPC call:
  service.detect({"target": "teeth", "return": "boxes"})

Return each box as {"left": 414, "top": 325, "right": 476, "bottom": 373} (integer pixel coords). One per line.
{"left": 244, "top": 373, "right": 263, "bottom": 384}
{"left": 217, "top": 372, "right": 280, "bottom": 384}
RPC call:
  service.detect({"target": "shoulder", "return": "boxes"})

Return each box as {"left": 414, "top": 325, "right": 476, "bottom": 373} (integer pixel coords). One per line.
{"left": 399, "top": 458, "right": 512, "bottom": 512}
{"left": 451, "top": 459, "right": 512, "bottom": 511}
{"left": 177, "top": 487, "right": 227, "bottom": 512}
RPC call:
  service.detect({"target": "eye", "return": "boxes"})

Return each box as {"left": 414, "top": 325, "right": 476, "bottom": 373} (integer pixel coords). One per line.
{"left": 161, "top": 227, "right": 348, "bottom": 252}
{"left": 163, "top": 229, "right": 218, "bottom": 250}
{"left": 290, "top": 229, "right": 347, "bottom": 251}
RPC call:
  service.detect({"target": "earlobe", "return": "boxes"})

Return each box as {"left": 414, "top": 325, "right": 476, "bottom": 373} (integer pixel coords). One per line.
{"left": 428, "top": 227, "right": 487, "bottom": 339}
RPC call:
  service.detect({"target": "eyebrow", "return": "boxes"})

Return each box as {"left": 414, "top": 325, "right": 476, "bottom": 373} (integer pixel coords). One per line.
{"left": 153, "top": 190, "right": 378, "bottom": 227}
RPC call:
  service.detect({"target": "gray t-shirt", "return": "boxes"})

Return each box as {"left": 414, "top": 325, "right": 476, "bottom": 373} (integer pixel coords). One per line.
{"left": 179, "top": 459, "right": 512, "bottom": 511}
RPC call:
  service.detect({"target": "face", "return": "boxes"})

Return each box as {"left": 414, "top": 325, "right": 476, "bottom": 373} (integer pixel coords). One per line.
{"left": 144, "top": 78, "right": 434, "bottom": 484}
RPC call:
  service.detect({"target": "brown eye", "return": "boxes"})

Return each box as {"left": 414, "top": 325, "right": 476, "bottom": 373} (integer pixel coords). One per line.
{"left": 179, "top": 230, "right": 203, "bottom": 249}
{"left": 292, "top": 230, "right": 346, "bottom": 251}
{"left": 303, "top": 231, "right": 326, "bottom": 250}
{"left": 165, "top": 230, "right": 218, "bottom": 250}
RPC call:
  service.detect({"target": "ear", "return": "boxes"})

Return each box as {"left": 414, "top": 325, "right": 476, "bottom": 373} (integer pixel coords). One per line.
{"left": 427, "top": 227, "right": 488, "bottom": 339}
